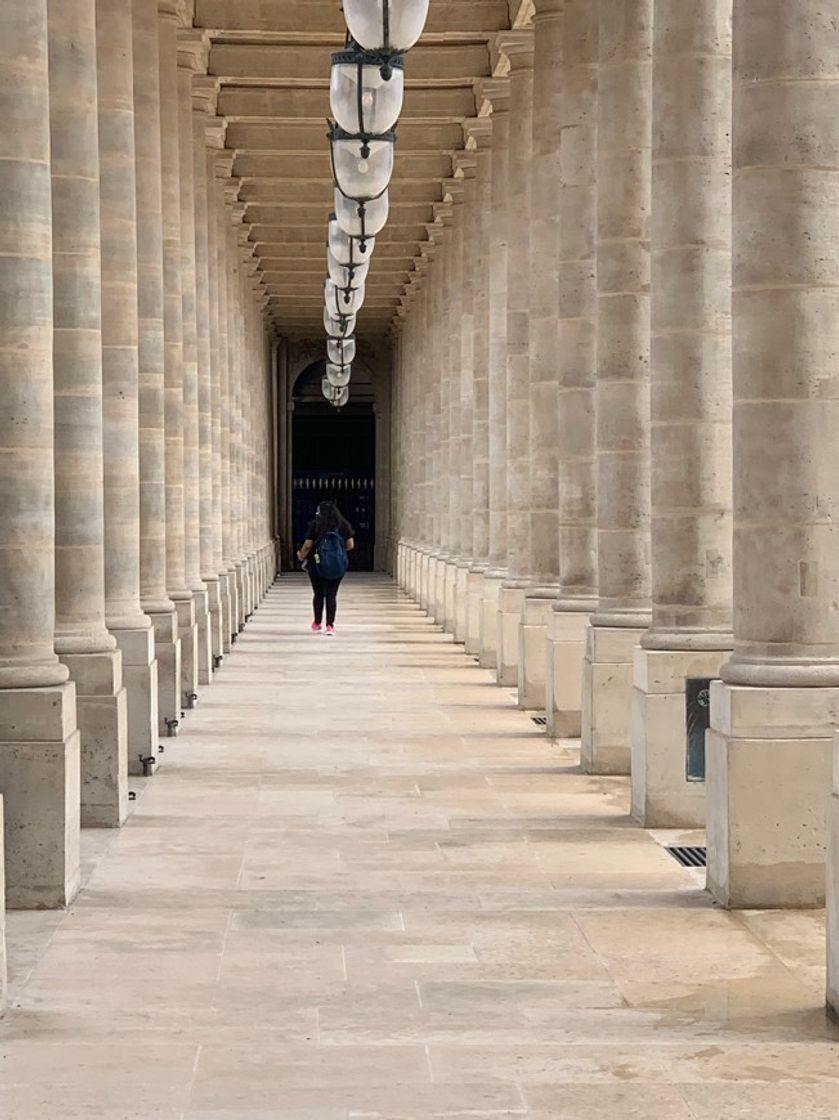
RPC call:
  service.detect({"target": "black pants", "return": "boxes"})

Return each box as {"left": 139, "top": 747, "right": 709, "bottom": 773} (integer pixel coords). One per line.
{"left": 308, "top": 569, "right": 343, "bottom": 626}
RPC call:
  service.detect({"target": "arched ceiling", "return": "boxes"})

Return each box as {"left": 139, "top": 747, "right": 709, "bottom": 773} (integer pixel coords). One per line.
{"left": 189, "top": 0, "right": 534, "bottom": 341}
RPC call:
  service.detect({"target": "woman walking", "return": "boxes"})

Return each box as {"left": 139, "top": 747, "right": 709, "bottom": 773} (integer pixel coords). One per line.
{"left": 296, "top": 501, "right": 355, "bottom": 634}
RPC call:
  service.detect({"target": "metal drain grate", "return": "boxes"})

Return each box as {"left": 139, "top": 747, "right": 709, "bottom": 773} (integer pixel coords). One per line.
{"left": 667, "top": 845, "right": 707, "bottom": 868}
{"left": 531, "top": 716, "right": 547, "bottom": 727}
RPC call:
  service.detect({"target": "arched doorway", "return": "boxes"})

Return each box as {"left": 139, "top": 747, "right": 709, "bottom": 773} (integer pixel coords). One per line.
{"left": 290, "top": 359, "right": 376, "bottom": 571}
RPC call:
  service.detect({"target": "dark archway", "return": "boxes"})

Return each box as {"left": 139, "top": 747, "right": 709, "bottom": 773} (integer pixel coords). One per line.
{"left": 291, "top": 360, "right": 376, "bottom": 571}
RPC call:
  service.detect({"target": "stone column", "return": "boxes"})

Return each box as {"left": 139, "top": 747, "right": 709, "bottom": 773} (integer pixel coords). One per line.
{"left": 134, "top": 0, "right": 179, "bottom": 747}
{"left": 454, "top": 171, "right": 475, "bottom": 644}
{"left": 711, "top": 0, "right": 839, "bottom": 909}
{"left": 547, "top": 0, "right": 599, "bottom": 739}
{"left": 581, "top": 0, "right": 653, "bottom": 773}
{"left": 97, "top": 0, "right": 158, "bottom": 780}
{"left": 480, "top": 82, "right": 510, "bottom": 670}
{"left": 498, "top": 37, "right": 534, "bottom": 690}
{"left": 193, "top": 90, "right": 223, "bottom": 676}
{"left": 0, "top": 0, "right": 81, "bottom": 908}
{"left": 219, "top": 190, "right": 238, "bottom": 640}
{"left": 206, "top": 145, "right": 230, "bottom": 659}
{"left": 467, "top": 126, "right": 493, "bottom": 656}
{"left": 50, "top": 0, "right": 128, "bottom": 822}
{"left": 158, "top": 1, "right": 191, "bottom": 727}
{"left": 520, "top": 2, "right": 563, "bottom": 711}
{"left": 177, "top": 36, "right": 210, "bottom": 695}
{"left": 432, "top": 223, "right": 451, "bottom": 625}
{"left": 228, "top": 221, "right": 248, "bottom": 629}
{"left": 631, "top": 0, "right": 733, "bottom": 827}
{"left": 445, "top": 192, "right": 465, "bottom": 638}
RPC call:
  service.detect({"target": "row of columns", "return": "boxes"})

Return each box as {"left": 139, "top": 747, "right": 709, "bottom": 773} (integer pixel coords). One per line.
{"left": 0, "top": 0, "right": 276, "bottom": 953}
{"left": 393, "top": 0, "right": 839, "bottom": 1015}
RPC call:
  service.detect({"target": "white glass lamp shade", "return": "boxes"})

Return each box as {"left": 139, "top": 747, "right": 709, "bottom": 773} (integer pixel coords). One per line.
{"left": 325, "top": 278, "right": 366, "bottom": 318}
{"left": 328, "top": 216, "right": 375, "bottom": 267}
{"left": 328, "top": 248, "right": 369, "bottom": 290}
{"left": 327, "top": 336, "right": 356, "bottom": 365}
{"left": 322, "top": 379, "right": 349, "bottom": 408}
{"left": 324, "top": 308, "right": 357, "bottom": 337}
{"left": 331, "top": 131, "right": 394, "bottom": 201}
{"left": 334, "top": 187, "right": 389, "bottom": 239}
{"left": 326, "top": 362, "right": 352, "bottom": 388}
{"left": 330, "top": 51, "right": 404, "bottom": 134}
{"left": 344, "top": 0, "right": 430, "bottom": 52}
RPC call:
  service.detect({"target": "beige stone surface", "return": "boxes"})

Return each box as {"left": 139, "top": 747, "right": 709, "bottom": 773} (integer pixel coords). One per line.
{"left": 2, "top": 577, "right": 836, "bottom": 1113}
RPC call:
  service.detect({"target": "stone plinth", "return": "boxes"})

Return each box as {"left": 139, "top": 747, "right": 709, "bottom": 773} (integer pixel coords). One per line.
{"left": 0, "top": 796, "right": 5, "bottom": 1012}
{"left": 828, "top": 732, "right": 839, "bottom": 1016}
{"left": 581, "top": 624, "right": 645, "bottom": 774}
{"left": 545, "top": 605, "right": 590, "bottom": 738}
{"left": 630, "top": 647, "right": 726, "bottom": 828}
{"left": 0, "top": 683, "right": 81, "bottom": 909}
{"left": 113, "top": 627, "right": 158, "bottom": 778}
{"left": 61, "top": 652, "right": 127, "bottom": 824}
{"left": 479, "top": 572, "right": 504, "bottom": 670}
{"left": 498, "top": 584, "right": 527, "bottom": 688}
{"left": 518, "top": 594, "right": 553, "bottom": 710}
{"left": 707, "top": 682, "right": 837, "bottom": 908}
{"left": 149, "top": 607, "right": 181, "bottom": 737}
{"left": 465, "top": 568, "right": 485, "bottom": 655}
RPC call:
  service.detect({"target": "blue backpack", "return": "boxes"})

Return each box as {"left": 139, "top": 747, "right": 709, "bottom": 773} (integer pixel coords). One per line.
{"left": 314, "top": 531, "right": 349, "bottom": 580}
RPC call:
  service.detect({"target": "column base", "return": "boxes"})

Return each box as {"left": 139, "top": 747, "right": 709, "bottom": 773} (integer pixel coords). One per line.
{"left": 0, "top": 797, "right": 5, "bottom": 1012}
{"left": 0, "top": 682, "right": 81, "bottom": 908}
{"left": 828, "top": 738, "right": 839, "bottom": 1015}
{"left": 234, "top": 560, "right": 247, "bottom": 631}
{"left": 60, "top": 650, "right": 128, "bottom": 825}
{"left": 218, "top": 571, "right": 232, "bottom": 656}
{"left": 497, "top": 584, "right": 526, "bottom": 688}
{"left": 465, "top": 567, "right": 485, "bottom": 655}
{"left": 545, "top": 605, "right": 590, "bottom": 739}
{"left": 193, "top": 588, "right": 212, "bottom": 687}
{"left": 706, "top": 681, "right": 837, "bottom": 908}
{"left": 479, "top": 571, "right": 504, "bottom": 670}
{"left": 581, "top": 624, "right": 644, "bottom": 774}
{"left": 432, "top": 555, "right": 446, "bottom": 624}
{"left": 518, "top": 594, "right": 553, "bottom": 710}
{"left": 149, "top": 607, "right": 180, "bottom": 739}
{"left": 205, "top": 576, "right": 224, "bottom": 669}
{"left": 630, "top": 647, "right": 727, "bottom": 828}
{"left": 175, "top": 596, "right": 198, "bottom": 710}
{"left": 112, "top": 626, "right": 158, "bottom": 783}
{"left": 453, "top": 563, "right": 469, "bottom": 643}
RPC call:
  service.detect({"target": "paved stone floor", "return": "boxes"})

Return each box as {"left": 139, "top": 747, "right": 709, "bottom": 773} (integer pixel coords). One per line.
{"left": 1, "top": 574, "right": 838, "bottom": 1118}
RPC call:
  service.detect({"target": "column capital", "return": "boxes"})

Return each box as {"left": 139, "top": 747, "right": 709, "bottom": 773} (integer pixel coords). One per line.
{"left": 493, "top": 30, "right": 534, "bottom": 74}
{"left": 205, "top": 116, "right": 227, "bottom": 150}
{"left": 451, "top": 150, "right": 478, "bottom": 178}
{"left": 532, "top": 0, "right": 563, "bottom": 18}
{"left": 158, "top": 1, "right": 179, "bottom": 19}
{"left": 463, "top": 118, "right": 493, "bottom": 150}
{"left": 478, "top": 77, "right": 510, "bottom": 115}
{"left": 215, "top": 150, "right": 236, "bottom": 178}
{"left": 193, "top": 74, "right": 220, "bottom": 116}
{"left": 177, "top": 29, "right": 210, "bottom": 74}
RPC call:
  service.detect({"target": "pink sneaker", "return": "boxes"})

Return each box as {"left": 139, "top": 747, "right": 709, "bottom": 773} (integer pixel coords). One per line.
{"left": 311, "top": 621, "right": 322, "bottom": 632}
{"left": 325, "top": 624, "right": 335, "bottom": 636}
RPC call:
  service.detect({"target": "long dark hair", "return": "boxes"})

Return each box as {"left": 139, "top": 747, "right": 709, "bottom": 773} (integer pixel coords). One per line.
{"left": 313, "top": 500, "right": 349, "bottom": 539}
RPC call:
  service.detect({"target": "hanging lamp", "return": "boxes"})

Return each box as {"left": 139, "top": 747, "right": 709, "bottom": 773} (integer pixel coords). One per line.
{"left": 343, "top": 0, "right": 430, "bottom": 56}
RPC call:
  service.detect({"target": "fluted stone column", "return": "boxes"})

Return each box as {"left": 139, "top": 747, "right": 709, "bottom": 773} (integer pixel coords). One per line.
{"left": 446, "top": 192, "right": 465, "bottom": 638}
{"left": 547, "top": 0, "right": 599, "bottom": 739}
{"left": 97, "top": 0, "right": 158, "bottom": 781}
{"left": 631, "top": 0, "right": 733, "bottom": 827}
{"left": 454, "top": 171, "right": 475, "bottom": 644}
{"left": 134, "top": 0, "right": 178, "bottom": 747}
{"left": 206, "top": 148, "right": 230, "bottom": 658}
{"left": 480, "top": 82, "right": 510, "bottom": 669}
{"left": 50, "top": 0, "right": 128, "bottom": 823}
{"left": 227, "top": 220, "right": 248, "bottom": 629}
{"left": 520, "top": 3, "right": 563, "bottom": 711}
{"left": 177, "top": 38, "right": 210, "bottom": 695}
{"left": 193, "top": 93, "right": 223, "bottom": 676}
{"left": 218, "top": 193, "right": 239, "bottom": 641}
{"left": 158, "top": 1, "right": 192, "bottom": 727}
{"left": 711, "top": 0, "right": 839, "bottom": 910}
{"left": 581, "top": 0, "right": 653, "bottom": 774}
{"left": 466, "top": 126, "right": 492, "bottom": 655}
{"left": 0, "top": 0, "right": 81, "bottom": 908}
{"left": 433, "top": 224, "right": 451, "bottom": 625}
{"left": 498, "top": 37, "right": 534, "bottom": 690}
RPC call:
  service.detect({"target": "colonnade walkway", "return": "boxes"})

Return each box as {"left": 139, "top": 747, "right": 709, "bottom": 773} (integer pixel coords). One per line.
{"left": 1, "top": 575, "right": 836, "bottom": 1118}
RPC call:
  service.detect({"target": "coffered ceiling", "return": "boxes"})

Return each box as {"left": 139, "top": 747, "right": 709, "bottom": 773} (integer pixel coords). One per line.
{"left": 190, "top": 0, "right": 534, "bottom": 340}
